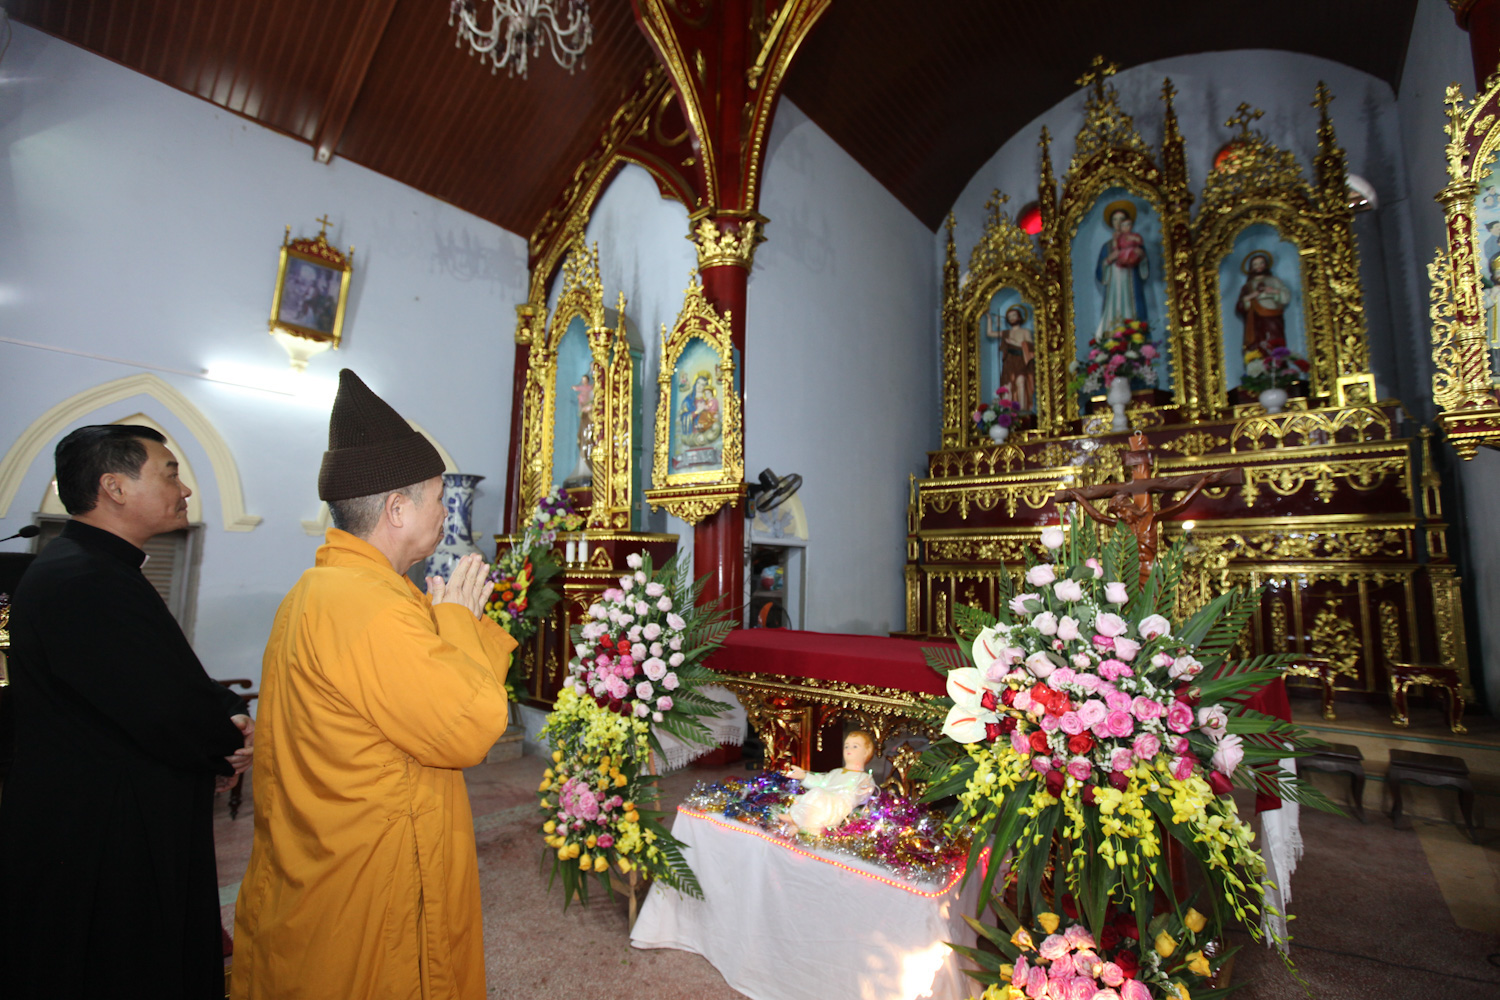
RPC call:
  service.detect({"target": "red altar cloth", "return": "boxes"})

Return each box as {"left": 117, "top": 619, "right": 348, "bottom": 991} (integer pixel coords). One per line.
{"left": 706, "top": 629, "right": 951, "bottom": 695}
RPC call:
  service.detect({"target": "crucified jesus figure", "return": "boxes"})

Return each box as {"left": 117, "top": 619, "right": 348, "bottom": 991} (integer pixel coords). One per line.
{"left": 1052, "top": 432, "right": 1243, "bottom": 586}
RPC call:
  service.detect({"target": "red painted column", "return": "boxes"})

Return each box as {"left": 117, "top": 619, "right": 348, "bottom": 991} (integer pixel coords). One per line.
{"left": 1457, "top": 0, "right": 1500, "bottom": 88}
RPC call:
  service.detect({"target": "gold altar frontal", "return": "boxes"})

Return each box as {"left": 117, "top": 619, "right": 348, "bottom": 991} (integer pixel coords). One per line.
{"left": 903, "top": 63, "right": 1474, "bottom": 724}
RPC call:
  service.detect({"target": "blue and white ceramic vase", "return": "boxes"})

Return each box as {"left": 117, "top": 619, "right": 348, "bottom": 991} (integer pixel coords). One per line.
{"left": 425, "top": 473, "right": 486, "bottom": 581}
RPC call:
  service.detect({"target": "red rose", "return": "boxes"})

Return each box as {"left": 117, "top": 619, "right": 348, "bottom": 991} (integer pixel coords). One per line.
{"left": 1044, "top": 770, "right": 1065, "bottom": 796}
{"left": 599, "top": 635, "right": 615, "bottom": 648}
{"left": 1108, "top": 770, "right": 1129, "bottom": 791}
{"left": 998, "top": 716, "right": 1018, "bottom": 734}
{"left": 981, "top": 689, "right": 999, "bottom": 712}
{"left": 1100, "top": 925, "right": 1121, "bottom": 951}
{"left": 1115, "top": 950, "right": 1140, "bottom": 977}
{"left": 618, "top": 639, "right": 632, "bottom": 655}
{"left": 1029, "top": 730, "right": 1051, "bottom": 754}
{"left": 1081, "top": 784, "right": 1097, "bottom": 806}
{"left": 1001, "top": 688, "right": 1018, "bottom": 707}
{"left": 1067, "top": 732, "right": 1095, "bottom": 755}
{"left": 1208, "top": 770, "right": 1234, "bottom": 795}
{"left": 1051, "top": 694, "right": 1073, "bottom": 716}
{"left": 1030, "top": 682, "right": 1050, "bottom": 704}
{"left": 984, "top": 722, "right": 1004, "bottom": 743}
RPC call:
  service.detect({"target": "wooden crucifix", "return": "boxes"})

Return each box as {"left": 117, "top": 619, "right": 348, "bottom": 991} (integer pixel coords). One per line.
{"left": 1051, "top": 431, "right": 1243, "bottom": 587}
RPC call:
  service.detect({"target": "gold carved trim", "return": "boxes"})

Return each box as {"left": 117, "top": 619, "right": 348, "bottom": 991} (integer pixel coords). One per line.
{"left": 687, "top": 213, "right": 765, "bottom": 270}
{"left": 643, "top": 481, "right": 746, "bottom": 525}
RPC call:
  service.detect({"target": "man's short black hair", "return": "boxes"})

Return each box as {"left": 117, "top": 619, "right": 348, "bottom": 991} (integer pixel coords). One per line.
{"left": 54, "top": 425, "right": 167, "bottom": 515}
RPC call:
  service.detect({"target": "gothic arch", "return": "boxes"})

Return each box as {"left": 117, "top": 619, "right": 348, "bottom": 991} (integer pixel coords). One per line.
{"left": 0, "top": 373, "right": 263, "bottom": 531}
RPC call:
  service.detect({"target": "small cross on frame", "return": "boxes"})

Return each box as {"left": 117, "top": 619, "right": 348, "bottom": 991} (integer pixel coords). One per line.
{"left": 1225, "top": 103, "right": 1264, "bottom": 136}
{"left": 1051, "top": 432, "right": 1244, "bottom": 588}
{"left": 984, "top": 189, "right": 1010, "bottom": 223}
{"left": 315, "top": 214, "right": 334, "bottom": 237}
{"left": 1075, "top": 55, "right": 1120, "bottom": 102}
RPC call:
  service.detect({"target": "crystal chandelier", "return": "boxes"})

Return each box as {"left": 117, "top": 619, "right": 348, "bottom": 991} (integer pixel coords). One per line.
{"left": 449, "top": 0, "right": 594, "bottom": 79}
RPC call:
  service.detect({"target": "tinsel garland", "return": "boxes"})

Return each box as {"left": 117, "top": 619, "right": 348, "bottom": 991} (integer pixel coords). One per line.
{"left": 683, "top": 771, "right": 969, "bottom": 885}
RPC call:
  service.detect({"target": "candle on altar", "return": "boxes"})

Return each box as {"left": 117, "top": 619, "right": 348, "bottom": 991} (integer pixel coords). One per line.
{"left": 565, "top": 539, "right": 578, "bottom": 565}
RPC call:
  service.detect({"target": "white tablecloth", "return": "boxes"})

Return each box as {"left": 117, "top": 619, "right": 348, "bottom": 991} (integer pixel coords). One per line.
{"left": 631, "top": 809, "right": 983, "bottom": 1000}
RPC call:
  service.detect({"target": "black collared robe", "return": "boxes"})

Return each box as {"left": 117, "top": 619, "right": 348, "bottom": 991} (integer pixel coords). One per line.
{"left": 0, "top": 519, "right": 247, "bottom": 1000}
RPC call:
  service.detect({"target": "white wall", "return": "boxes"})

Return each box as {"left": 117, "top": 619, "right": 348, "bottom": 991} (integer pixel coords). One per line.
{"left": 1396, "top": 3, "right": 1500, "bottom": 716}
{"left": 0, "top": 25, "right": 528, "bottom": 688}
{"left": 574, "top": 101, "right": 937, "bottom": 634}
{"left": 946, "top": 49, "right": 1428, "bottom": 408}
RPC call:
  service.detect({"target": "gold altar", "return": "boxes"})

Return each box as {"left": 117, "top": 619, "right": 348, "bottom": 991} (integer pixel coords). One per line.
{"left": 902, "top": 63, "right": 1473, "bottom": 724}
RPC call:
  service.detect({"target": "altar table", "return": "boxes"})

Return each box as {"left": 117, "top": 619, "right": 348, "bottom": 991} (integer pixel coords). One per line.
{"left": 631, "top": 808, "right": 983, "bottom": 1000}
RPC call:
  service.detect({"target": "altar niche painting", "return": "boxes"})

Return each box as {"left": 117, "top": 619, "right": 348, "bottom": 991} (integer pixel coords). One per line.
{"left": 979, "top": 290, "right": 1037, "bottom": 412}
{"left": 668, "top": 337, "right": 725, "bottom": 476}
{"left": 1220, "top": 225, "right": 1308, "bottom": 395}
{"left": 1069, "top": 189, "right": 1171, "bottom": 394}
{"left": 552, "top": 316, "right": 595, "bottom": 490}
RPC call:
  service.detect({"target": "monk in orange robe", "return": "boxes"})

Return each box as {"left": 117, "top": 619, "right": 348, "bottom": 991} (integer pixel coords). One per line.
{"left": 232, "top": 370, "right": 514, "bottom": 1000}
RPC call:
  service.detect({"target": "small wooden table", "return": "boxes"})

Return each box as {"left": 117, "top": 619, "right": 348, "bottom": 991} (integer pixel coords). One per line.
{"left": 1386, "top": 749, "right": 1475, "bottom": 842}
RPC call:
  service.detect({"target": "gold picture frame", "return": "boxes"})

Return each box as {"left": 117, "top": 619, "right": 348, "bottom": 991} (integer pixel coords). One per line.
{"left": 644, "top": 275, "right": 745, "bottom": 524}
{"left": 1428, "top": 70, "right": 1500, "bottom": 458}
{"left": 1193, "top": 90, "right": 1370, "bottom": 414}
{"left": 269, "top": 218, "right": 352, "bottom": 367}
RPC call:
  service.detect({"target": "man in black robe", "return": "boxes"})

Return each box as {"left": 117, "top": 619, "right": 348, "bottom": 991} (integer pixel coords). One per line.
{"left": 0, "top": 425, "right": 252, "bottom": 1000}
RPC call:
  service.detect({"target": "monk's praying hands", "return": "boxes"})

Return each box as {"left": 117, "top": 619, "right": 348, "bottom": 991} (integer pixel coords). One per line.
{"left": 427, "top": 552, "right": 491, "bottom": 618}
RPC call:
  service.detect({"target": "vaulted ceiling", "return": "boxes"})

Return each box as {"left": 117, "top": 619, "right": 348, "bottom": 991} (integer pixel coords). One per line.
{"left": 10, "top": 1, "right": 1419, "bottom": 236}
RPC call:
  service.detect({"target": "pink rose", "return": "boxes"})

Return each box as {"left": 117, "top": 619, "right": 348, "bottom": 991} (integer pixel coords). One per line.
{"left": 605, "top": 675, "right": 630, "bottom": 700}
{"left": 656, "top": 695, "right": 674, "bottom": 712}
{"left": 633, "top": 701, "right": 650, "bottom": 718}
{"left": 1122, "top": 978, "right": 1151, "bottom": 1000}
{"left": 1010, "top": 593, "right": 1042, "bottom": 615}
{"left": 1040, "top": 713, "right": 1062, "bottom": 732}
{"left": 1061, "top": 979, "right": 1092, "bottom": 1000}
{"left": 1075, "top": 673, "right": 1102, "bottom": 692}
{"left": 1072, "top": 653, "right": 1093, "bottom": 668}
{"left": 1099, "top": 659, "right": 1133, "bottom": 682}
{"left": 1170, "top": 655, "right": 1203, "bottom": 680}
{"left": 1152, "top": 652, "right": 1175, "bottom": 668}
{"left": 1171, "top": 754, "right": 1194, "bottom": 781}
{"left": 1027, "top": 968, "right": 1048, "bottom": 998}
{"left": 1137, "top": 614, "right": 1171, "bottom": 640}
{"left": 1131, "top": 696, "right": 1164, "bottom": 721}
{"left": 1104, "top": 582, "right": 1129, "bottom": 604}
{"left": 1095, "top": 612, "right": 1128, "bottom": 637}
{"left": 1105, "top": 690, "right": 1133, "bottom": 713}
{"left": 1093, "top": 635, "right": 1115, "bottom": 651}
{"left": 662, "top": 672, "right": 680, "bottom": 690}
{"left": 1060, "top": 711, "right": 1085, "bottom": 735}
{"left": 1198, "top": 704, "right": 1229, "bottom": 737}
{"left": 644, "top": 658, "right": 667, "bottom": 681}
{"left": 1067, "top": 756, "right": 1092, "bottom": 782}
{"left": 1039, "top": 934, "right": 1069, "bottom": 960}
{"left": 1054, "top": 579, "right": 1085, "bottom": 602}
{"left": 1112, "top": 637, "right": 1141, "bottom": 661}
{"left": 1078, "top": 699, "right": 1108, "bottom": 728}
{"left": 1084, "top": 558, "right": 1104, "bottom": 579}
{"left": 1012, "top": 956, "right": 1030, "bottom": 983}
{"left": 1032, "top": 611, "right": 1060, "bottom": 635}
{"left": 635, "top": 681, "right": 654, "bottom": 700}
{"left": 1026, "top": 651, "right": 1057, "bottom": 679}
{"left": 602, "top": 588, "right": 624, "bottom": 603}
{"left": 1031, "top": 755, "right": 1052, "bottom": 773}
{"left": 1050, "top": 953, "right": 1077, "bottom": 978}
{"left": 1057, "top": 616, "right": 1083, "bottom": 641}
{"left": 1100, "top": 962, "right": 1126, "bottom": 987}
{"left": 1211, "top": 733, "right": 1245, "bottom": 776}
{"left": 1011, "top": 728, "right": 1031, "bottom": 756}
{"left": 1166, "top": 701, "right": 1195, "bottom": 733}
{"left": 1064, "top": 924, "right": 1095, "bottom": 949}
{"left": 1105, "top": 710, "right": 1135, "bottom": 738}
{"left": 1110, "top": 747, "right": 1134, "bottom": 772}
{"left": 1041, "top": 526, "right": 1066, "bottom": 549}
{"left": 1051, "top": 667, "right": 1077, "bottom": 687}
{"left": 1014, "top": 689, "right": 1035, "bottom": 713}
{"left": 1026, "top": 564, "right": 1058, "bottom": 587}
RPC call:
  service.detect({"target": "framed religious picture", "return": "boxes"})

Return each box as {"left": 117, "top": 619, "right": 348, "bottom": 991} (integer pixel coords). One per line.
{"left": 980, "top": 294, "right": 1037, "bottom": 415}
{"left": 1194, "top": 93, "right": 1370, "bottom": 415}
{"left": 268, "top": 219, "right": 353, "bottom": 367}
{"left": 552, "top": 315, "right": 596, "bottom": 491}
{"left": 645, "top": 277, "right": 744, "bottom": 524}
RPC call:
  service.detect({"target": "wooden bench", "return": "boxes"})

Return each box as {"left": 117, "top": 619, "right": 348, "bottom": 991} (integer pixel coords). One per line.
{"left": 1301, "top": 742, "right": 1366, "bottom": 822}
{"left": 1386, "top": 749, "right": 1475, "bottom": 842}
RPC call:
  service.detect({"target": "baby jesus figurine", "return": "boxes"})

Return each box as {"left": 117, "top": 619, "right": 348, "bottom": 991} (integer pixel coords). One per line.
{"left": 778, "top": 731, "right": 879, "bottom": 837}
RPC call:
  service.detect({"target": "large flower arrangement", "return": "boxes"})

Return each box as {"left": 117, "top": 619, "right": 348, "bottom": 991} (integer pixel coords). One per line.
{"left": 1239, "top": 346, "right": 1310, "bottom": 394}
{"left": 486, "top": 487, "right": 582, "bottom": 695}
{"left": 1071, "top": 320, "right": 1161, "bottom": 395}
{"left": 917, "top": 522, "right": 1334, "bottom": 991}
{"left": 537, "top": 551, "right": 734, "bottom": 906}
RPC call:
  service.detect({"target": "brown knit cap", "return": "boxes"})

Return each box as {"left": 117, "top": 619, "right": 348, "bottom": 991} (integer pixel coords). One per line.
{"left": 317, "top": 370, "right": 445, "bottom": 501}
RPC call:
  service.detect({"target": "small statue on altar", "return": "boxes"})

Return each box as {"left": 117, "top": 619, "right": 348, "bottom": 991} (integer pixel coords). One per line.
{"left": 778, "top": 731, "right": 879, "bottom": 837}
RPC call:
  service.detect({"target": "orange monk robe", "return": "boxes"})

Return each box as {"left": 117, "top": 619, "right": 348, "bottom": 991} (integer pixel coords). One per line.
{"left": 231, "top": 529, "right": 515, "bottom": 1000}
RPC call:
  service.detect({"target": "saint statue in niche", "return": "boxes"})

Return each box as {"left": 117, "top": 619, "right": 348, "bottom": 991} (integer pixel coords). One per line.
{"left": 1095, "top": 200, "right": 1150, "bottom": 336}
{"left": 984, "top": 304, "right": 1036, "bottom": 410}
{"left": 562, "top": 372, "right": 595, "bottom": 487}
{"left": 1236, "top": 251, "right": 1292, "bottom": 362}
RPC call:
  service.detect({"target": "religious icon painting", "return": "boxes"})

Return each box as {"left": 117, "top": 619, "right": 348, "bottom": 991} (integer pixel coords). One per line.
{"left": 979, "top": 289, "right": 1037, "bottom": 413}
{"left": 552, "top": 316, "right": 595, "bottom": 490}
{"left": 1219, "top": 224, "right": 1309, "bottom": 397}
{"left": 668, "top": 337, "right": 725, "bottom": 475}
{"left": 1068, "top": 189, "right": 1171, "bottom": 397}
{"left": 1472, "top": 180, "right": 1500, "bottom": 369}
{"left": 268, "top": 220, "right": 353, "bottom": 367}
